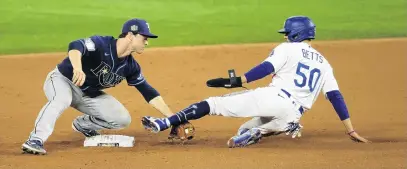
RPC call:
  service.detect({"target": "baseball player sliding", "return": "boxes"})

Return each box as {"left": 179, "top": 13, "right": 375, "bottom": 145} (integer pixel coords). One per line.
{"left": 142, "top": 16, "right": 370, "bottom": 147}
{"left": 22, "top": 18, "right": 175, "bottom": 155}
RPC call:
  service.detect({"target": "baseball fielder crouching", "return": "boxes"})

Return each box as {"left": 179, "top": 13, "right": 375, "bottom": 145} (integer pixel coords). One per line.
{"left": 22, "top": 18, "right": 175, "bottom": 155}
{"left": 142, "top": 16, "right": 370, "bottom": 147}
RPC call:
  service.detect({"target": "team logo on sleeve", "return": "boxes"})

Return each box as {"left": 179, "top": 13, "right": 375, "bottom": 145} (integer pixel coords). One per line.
{"left": 91, "top": 62, "right": 125, "bottom": 87}
{"left": 137, "top": 72, "right": 144, "bottom": 81}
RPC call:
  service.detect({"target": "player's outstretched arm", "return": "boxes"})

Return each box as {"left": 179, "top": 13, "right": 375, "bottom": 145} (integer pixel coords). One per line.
{"left": 243, "top": 61, "right": 274, "bottom": 83}
{"left": 341, "top": 118, "right": 370, "bottom": 143}
{"left": 148, "top": 96, "right": 173, "bottom": 117}
{"left": 133, "top": 81, "right": 174, "bottom": 117}
{"left": 207, "top": 43, "right": 287, "bottom": 88}
{"left": 206, "top": 62, "right": 274, "bottom": 89}
{"left": 326, "top": 90, "right": 371, "bottom": 143}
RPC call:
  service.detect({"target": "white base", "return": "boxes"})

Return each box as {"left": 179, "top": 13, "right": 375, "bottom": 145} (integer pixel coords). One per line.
{"left": 84, "top": 135, "right": 135, "bottom": 147}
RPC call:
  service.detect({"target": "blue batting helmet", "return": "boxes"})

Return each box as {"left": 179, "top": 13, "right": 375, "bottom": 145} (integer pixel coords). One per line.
{"left": 278, "top": 16, "right": 316, "bottom": 42}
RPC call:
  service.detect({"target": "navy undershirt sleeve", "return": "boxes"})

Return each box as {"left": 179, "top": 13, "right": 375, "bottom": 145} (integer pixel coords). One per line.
{"left": 68, "top": 40, "right": 86, "bottom": 55}
{"left": 134, "top": 81, "right": 160, "bottom": 102}
{"left": 326, "top": 90, "right": 350, "bottom": 120}
{"left": 244, "top": 61, "right": 275, "bottom": 83}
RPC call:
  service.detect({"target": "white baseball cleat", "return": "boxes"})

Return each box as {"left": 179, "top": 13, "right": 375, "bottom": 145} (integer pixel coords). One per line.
{"left": 227, "top": 128, "right": 262, "bottom": 148}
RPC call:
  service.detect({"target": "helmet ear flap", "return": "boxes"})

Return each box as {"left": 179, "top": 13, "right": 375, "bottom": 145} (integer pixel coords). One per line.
{"left": 287, "top": 27, "right": 316, "bottom": 42}
{"left": 291, "top": 32, "right": 300, "bottom": 41}
{"left": 287, "top": 30, "right": 300, "bottom": 42}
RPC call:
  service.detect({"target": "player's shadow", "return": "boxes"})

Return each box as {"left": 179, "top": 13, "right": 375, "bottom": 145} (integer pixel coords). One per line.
{"left": 139, "top": 129, "right": 345, "bottom": 148}
{"left": 367, "top": 137, "right": 407, "bottom": 143}
{"left": 138, "top": 129, "right": 235, "bottom": 148}
{"left": 46, "top": 138, "right": 84, "bottom": 151}
{"left": 149, "top": 139, "right": 201, "bottom": 146}
{"left": 0, "top": 138, "right": 83, "bottom": 157}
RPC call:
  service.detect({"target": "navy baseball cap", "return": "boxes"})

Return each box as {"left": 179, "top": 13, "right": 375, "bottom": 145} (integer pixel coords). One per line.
{"left": 122, "top": 19, "right": 158, "bottom": 38}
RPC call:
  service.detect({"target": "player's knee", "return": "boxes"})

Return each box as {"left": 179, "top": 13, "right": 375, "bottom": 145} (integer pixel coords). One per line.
{"left": 51, "top": 98, "right": 72, "bottom": 110}
{"left": 113, "top": 112, "right": 131, "bottom": 128}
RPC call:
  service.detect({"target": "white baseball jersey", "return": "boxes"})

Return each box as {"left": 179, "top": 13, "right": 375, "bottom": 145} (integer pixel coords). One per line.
{"left": 265, "top": 42, "right": 339, "bottom": 109}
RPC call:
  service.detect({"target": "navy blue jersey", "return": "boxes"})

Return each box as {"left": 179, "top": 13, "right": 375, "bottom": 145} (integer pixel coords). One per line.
{"left": 58, "top": 36, "right": 145, "bottom": 97}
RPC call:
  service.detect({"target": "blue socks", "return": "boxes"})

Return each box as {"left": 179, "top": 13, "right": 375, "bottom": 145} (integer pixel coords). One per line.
{"left": 165, "top": 101, "right": 210, "bottom": 126}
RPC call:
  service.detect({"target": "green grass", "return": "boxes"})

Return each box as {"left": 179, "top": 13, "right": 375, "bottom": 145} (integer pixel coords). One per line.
{"left": 0, "top": 0, "right": 406, "bottom": 54}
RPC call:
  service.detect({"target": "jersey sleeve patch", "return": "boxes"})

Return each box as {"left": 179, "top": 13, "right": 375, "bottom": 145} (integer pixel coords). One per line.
{"left": 84, "top": 38, "right": 96, "bottom": 51}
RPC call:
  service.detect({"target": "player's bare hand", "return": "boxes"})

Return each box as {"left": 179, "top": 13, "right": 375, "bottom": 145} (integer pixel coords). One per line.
{"left": 348, "top": 131, "right": 371, "bottom": 143}
{"left": 72, "top": 69, "right": 86, "bottom": 86}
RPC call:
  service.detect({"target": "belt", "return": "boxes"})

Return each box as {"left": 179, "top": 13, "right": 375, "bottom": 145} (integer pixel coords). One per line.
{"left": 281, "top": 89, "right": 305, "bottom": 115}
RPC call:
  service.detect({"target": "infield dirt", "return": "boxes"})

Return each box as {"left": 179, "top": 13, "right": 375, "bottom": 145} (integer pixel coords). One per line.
{"left": 0, "top": 38, "right": 406, "bottom": 169}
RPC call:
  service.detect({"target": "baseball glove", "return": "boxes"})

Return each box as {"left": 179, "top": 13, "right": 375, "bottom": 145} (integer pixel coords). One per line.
{"left": 168, "top": 122, "right": 195, "bottom": 142}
